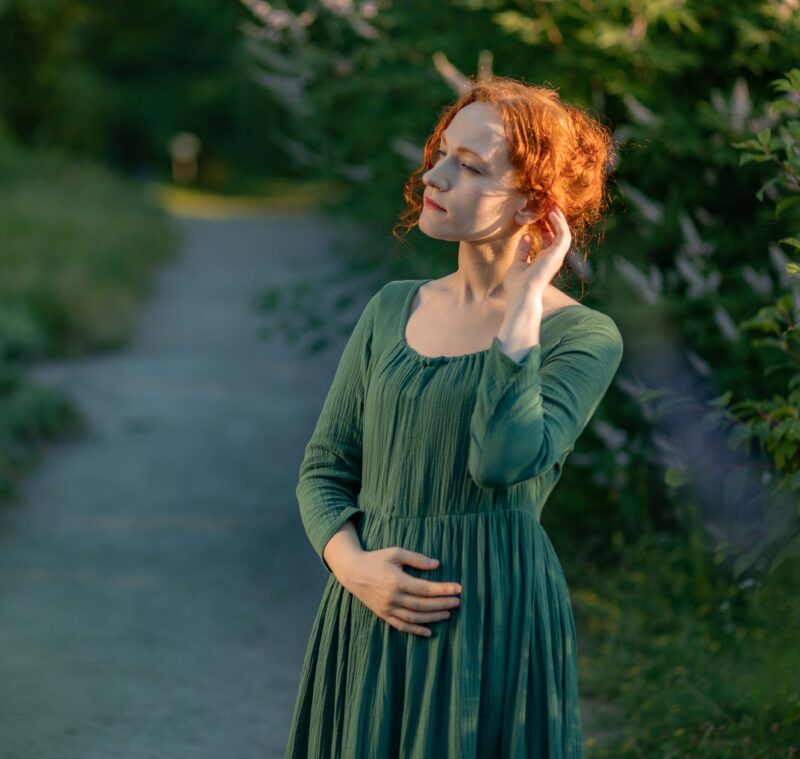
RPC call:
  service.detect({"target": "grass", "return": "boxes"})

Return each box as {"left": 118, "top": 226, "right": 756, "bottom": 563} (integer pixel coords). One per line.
{"left": 0, "top": 140, "right": 178, "bottom": 498}
{"left": 0, "top": 144, "right": 178, "bottom": 356}
{"left": 567, "top": 528, "right": 800, "bottom": 757}
{"left": 149, "top": 177, "right": 347, "bottom": 218}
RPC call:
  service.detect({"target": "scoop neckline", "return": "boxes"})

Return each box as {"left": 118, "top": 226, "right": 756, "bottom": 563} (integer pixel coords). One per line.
{"left": 399, "top": 278, "right": 586, "bottom": 364}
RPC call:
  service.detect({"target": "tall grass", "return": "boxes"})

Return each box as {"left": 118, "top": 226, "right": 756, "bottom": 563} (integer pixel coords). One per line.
{"left": 0, "top": 143, "right": 178, "bottom": 356}
{"left": 0, "top": 140, "right": 178, "bottom": 498}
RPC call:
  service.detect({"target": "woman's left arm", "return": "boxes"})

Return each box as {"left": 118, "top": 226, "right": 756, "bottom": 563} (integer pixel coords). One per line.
{"left": 467, "top": 311, "right": 623, "bottom": 489}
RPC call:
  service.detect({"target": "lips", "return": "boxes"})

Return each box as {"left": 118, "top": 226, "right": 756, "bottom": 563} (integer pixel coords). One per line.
{"left": 424, "top": 196, "right": 446, "bottom": 212}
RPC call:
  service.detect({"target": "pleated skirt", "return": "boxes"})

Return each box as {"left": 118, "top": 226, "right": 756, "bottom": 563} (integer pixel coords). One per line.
{"left": 284, "top": 507, "right": 583, "bottom": 758}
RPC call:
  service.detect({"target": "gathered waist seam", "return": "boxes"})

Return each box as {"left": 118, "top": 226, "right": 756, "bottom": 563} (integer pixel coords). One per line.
{"left": 357, "top": 504, "right": 540, "bottom": 522}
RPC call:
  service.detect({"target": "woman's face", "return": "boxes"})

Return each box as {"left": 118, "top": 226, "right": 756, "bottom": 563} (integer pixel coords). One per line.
{"left": 419, "top": 101, "right": 536, "bottom": 244}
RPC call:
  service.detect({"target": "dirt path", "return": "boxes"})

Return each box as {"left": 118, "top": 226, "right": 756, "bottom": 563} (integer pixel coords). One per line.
{"left": 0, "top": 211, "right": 363, "bottom": 758}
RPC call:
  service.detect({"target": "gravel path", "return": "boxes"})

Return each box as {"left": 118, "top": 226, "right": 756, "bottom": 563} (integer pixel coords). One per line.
{"left": 0, "top": 212, "right": 359, "bottom": 758}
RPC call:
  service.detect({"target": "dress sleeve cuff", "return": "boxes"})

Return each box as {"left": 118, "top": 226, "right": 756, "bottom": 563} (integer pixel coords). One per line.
{"left": 490, "top": 335, "right": 542, "bottom": 369}
{"left": 468, "top": 338, "right": 546, "bottom": 489}
{"left": 480, "top": 336, "right": 543, "bottom": 419}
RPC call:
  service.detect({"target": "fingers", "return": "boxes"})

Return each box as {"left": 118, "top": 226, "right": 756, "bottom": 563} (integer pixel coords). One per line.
{"left": 538, "top": 218, "right": 555, "bottom": 246}
{"left": 394, "top": 607, "right": 454, "bottom": 624}
{"left": 385, "top": 587, "right": 460, "bottom": 640}
{"left": 385, "top": 603, "right": 458, "bottom": 638}
{"left": 533, "top": 208, "right": 570, "bottom": 261}
{"left": 387, "top": 608, "right": 453, "bottom": 637}
{"left": 546, "top": 207, "right": 569, "bottom": 240}
{"left": 391, "top": 567, "right": 462, "bottom": 637}
{"left": 399, "top": 574, "right": 462, "bottom": 598}
{"left": 539, "top": 208, "right": 555, "bottom": 230}
{"left": 534, "top": 206, "right": 565, "bottom": 244}
{"left": 392, "top": 547, "right": 441, "bottom": 570}
{"left": 384, "top": 548, "right": 462, "bottom": 639}
{"left": 385, "top": 614, "right": 440, "bottom": 637}
{"left": 393, "top": 590, "right": 462, "bottom": 613}
{"left": 390, "top": 548, "right": 462, "bottom": 596}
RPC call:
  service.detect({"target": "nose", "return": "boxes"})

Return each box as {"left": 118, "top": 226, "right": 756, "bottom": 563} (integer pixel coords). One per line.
{"left": 422, "top": 163, "right": 449, "bottom": 192}
{"left": 422, "top": 169, "right": 447, "bottom": 191}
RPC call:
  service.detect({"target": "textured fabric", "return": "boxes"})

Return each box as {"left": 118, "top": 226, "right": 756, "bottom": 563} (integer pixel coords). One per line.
{"left": 286, "top": 278, "right": 624, "bottom": 758}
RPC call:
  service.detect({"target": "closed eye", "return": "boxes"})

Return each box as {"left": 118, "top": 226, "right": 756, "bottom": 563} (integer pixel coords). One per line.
{"left": 434, "top": 148, "right": 481, "bottom": 174}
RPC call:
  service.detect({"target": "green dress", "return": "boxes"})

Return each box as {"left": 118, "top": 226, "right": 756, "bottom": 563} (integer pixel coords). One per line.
{"left": 285, "top": 278, "right": 624, "bottom": 758}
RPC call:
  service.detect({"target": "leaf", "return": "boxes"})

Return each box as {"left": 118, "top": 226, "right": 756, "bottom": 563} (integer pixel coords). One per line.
{"left": 707, "top": 390, "right": 733, "bottom": 408}
{"left": 769, "top": 533, "right": 800, "bottom": 575}
{"left": 750, "top": 318, "right": 782, "bottom": 335}
{"left": 756, "top": 176, "right": 780, "bottom": 202}
{"left": 776, "top": 196, "right": 800, "bottom": 218}
{"left": 732, "top": 541, "right": 765, "bottom": 579}
{"left": 731, "top": 139, "right": 761, "bottom": 150}
{"left": 665, "top": 466, "right": 687, "bottom": 488}
{"left": 771, "top": 68, "right": 800, "bottom": 93}
{"left": 738, "top": 153, "right": 769, "bottom": 166}
{"left": 765, "top": 363, "right": 793, "bottom": 379}
{"left": 751, "top": 337, "right": 788, "bottom": 352}
{"left": 727, "top": 424, "right": 752, "bottom": 452}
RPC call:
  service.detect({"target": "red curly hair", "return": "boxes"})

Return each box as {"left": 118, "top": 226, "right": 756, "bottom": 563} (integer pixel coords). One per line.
{"left": 392, "top": 75, "right": 616, "bottom": 284}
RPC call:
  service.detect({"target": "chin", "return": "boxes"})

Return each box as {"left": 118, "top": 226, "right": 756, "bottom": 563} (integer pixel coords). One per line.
{"left": 419, "top": 214, "right": 461, "bottom": 242}
{"left": 420, "top": 228, "right": 460, "bottom": 242}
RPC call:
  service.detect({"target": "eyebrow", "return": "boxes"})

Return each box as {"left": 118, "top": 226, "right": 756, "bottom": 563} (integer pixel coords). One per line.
{"left": 440, "top": 132, "right": 489, "bottom": 164}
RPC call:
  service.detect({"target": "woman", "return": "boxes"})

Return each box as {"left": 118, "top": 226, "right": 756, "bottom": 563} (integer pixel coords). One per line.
{"left": 285, "top": 75, "right": 624, "bottom": 758}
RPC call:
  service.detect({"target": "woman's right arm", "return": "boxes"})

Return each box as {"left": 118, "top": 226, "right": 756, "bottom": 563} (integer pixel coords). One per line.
{"left": 321, "top": 518, "right": 364, "bottom": 578}
{"left": 296, "top": 283, "right": 461, "bottom": 635}
{"left": 295, "top": 290, "right": 379, "bottom": 575}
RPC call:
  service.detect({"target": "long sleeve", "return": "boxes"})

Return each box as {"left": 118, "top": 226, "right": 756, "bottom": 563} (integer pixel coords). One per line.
{"left": 295, "top": 290, "right": 379, "bottom": 573}
{"left": 468, "top": 312, "right": 624, "bottom": 489}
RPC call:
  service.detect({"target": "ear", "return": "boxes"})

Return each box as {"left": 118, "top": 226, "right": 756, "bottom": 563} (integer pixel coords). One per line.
{"left": 513, "top": 193, "right": 543, "bottom": 226}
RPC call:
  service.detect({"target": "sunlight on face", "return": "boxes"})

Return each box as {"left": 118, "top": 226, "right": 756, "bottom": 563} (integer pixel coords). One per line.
{"left": 419, "top": 101, "right": 532, "bottom": 244}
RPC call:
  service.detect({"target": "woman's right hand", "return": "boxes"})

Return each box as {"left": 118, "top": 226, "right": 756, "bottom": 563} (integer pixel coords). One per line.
{"left": 341, "top": 547, "right": 462, "bottom": 637}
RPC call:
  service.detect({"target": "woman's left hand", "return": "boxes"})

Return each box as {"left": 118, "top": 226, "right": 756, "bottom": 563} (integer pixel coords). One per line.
{"left": 503, "top": 206, "right": 572, "bottom": 312}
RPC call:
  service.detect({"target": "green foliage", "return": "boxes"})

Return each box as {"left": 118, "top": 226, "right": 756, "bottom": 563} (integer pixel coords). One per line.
{"left": 0, "top": 139, "right": 178, "bottom": 355}
{"left": 0, "top": 136, "right": 177, "bottom": 500}
{"left": 0, "top": 363, "right": 80, "bottom": 499}
{"left": 702, "top": 68, "right": 800, "bottom": 578}
{"left": 0, "top": 0, "right": 292, "bottom": 183}
{"left": 572, "top": 530, "right": 800, "bottom": 757}
{"left": 241, "top": 2, "right": 800, "bottom": 751}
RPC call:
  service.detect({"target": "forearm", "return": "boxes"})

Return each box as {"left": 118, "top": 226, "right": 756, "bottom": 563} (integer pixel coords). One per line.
{"left": 469, "top": 306, "right": 624, "bottom": 489}
{"left": 495, "top": 292, "right": 544, "bottom": 363}
{"left": 322, "top": 517, "right": 365, "bottom": 584}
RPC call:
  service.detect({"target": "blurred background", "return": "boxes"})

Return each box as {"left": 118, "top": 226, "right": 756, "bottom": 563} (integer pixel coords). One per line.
{"left": 0, "top": 0, "right": 798, "bottom": 756}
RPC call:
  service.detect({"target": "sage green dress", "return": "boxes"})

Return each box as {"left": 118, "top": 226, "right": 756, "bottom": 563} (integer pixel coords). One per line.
{"left": 285, "top": 278, "right": 624, "bottom": 758}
